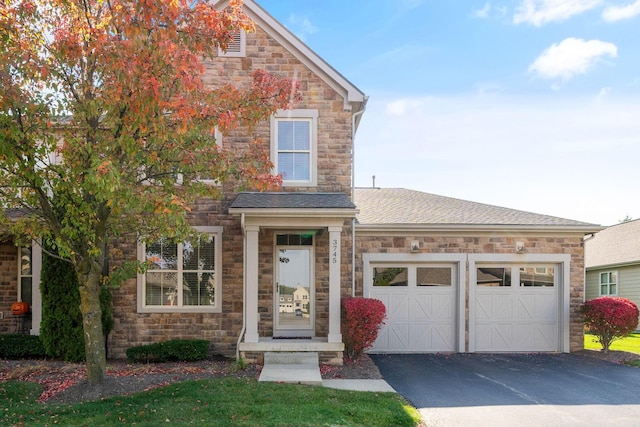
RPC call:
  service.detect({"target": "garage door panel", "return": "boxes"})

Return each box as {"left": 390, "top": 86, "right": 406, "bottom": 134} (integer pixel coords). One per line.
{"left": 413, "top": 293, "right": 455, "bottom": 321}
{"left": 475, "top": 293, "right": 514, "bottom": 321}
{"left": 472, "top": 263, "right": 559, "bottom": 352}
{"left": 370, "top": 263, "right": 458, "bottom": 353}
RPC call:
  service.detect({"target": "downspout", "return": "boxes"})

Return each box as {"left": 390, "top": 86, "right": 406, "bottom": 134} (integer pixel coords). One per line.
{"left": 236, "top": 213, "right": 246, "bottom": 361}
{"left": 582, "top": 232, "right": 597, "bottom": 304}
{"left": 351, "top": 97, "right": 368, "bottom": 297}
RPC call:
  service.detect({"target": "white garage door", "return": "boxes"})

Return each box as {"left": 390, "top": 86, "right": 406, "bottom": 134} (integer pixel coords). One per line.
{"left": 368, "top": 263, "right": 458, "bottom": 352}
{"left": 471, "top": 264, "right": 559, "bottom": 352}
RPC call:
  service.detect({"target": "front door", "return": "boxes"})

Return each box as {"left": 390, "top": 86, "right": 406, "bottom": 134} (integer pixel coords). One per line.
{"left": 275, "top": 239, "right": 314, "bottom": 337}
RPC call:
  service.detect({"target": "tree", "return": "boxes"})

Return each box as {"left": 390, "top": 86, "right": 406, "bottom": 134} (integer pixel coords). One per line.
{"left": 581, "top": 297, "right": 639, "bottom": 352}
{"left": 0, "top": 0, "right": 299, "bottom": 384}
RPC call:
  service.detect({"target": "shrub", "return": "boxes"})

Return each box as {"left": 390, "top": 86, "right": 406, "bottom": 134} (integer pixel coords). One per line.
{"left": 0, "top": 334, "right": 46, "bottom": 358}
{"left": 40, "top": 246, "right": 113, "bottom": 362}
{"left": 126, "top": 339, "right": 210, "bottom": 363}
{"left": 581, "top": 296, "right": 639, "bottom": 352}
{"left": 341, "top": 297, "right": 386, "bottom": 358}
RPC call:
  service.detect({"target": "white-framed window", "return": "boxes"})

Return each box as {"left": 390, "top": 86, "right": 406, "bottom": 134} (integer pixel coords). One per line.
{"left": 599, "top": 271, "right": 618, "bottom": 296}
{"left": 175, "top": 128, "right": 222, "bottom": 186}
{"left": 218, "top": 30, "right": 245, "bottom": 57}
{"left": 137, "top": 226, "right": 222, "bottom": 313}
{"left": 271, "top": 109, "right": 318, "bottom": 187}
{"left": 18, "top": 246, "right": 33, "bottom": 306}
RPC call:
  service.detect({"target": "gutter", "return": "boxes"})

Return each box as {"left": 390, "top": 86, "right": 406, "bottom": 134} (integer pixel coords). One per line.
{"left": 351, "top": 97, "right": 368, "bottom": 297}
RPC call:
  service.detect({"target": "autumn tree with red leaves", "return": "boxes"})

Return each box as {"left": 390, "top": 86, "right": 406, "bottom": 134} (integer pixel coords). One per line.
{"left": 0, "top": 0, "right": 299, "bottom": 384}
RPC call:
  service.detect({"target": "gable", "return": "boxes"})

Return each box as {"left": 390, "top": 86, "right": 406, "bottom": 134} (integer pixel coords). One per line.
{"left": 586, "top": 219, "right": 640, "bottom": 268}
{"left": 214, "top": 0, "right": 366, "bottom": 122}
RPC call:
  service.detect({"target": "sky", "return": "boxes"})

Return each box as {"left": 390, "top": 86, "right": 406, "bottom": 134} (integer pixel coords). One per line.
{"left": 258, "top": 0, "right": 640, "bottom": 227}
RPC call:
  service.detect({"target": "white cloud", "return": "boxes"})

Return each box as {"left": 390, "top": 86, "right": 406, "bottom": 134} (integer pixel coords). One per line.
{"left": 287, "top": 14, "right": 317, "bottom": 41}
{"left": 602, "top": 0, "right": 640, "bottom": 21}
{"left": 474, "top": 3, "right": 491, "bottom": 18}
{"left": 528, "top": 37, "right": 617, "bottom": 81}
{"left": 385, "top": 99, "right": 424, "bottom": 116}
{"left": 513, "top": 0, "right": 602, "bottom": 26}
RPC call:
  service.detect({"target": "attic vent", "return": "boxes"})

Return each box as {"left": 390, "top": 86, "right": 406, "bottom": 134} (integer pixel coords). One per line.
{"left": 218, "top": 30, "right": 246, "bottom": 57}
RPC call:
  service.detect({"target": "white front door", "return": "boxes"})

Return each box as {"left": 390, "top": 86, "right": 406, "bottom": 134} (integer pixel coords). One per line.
{"left": 274, "top": 245, "right": 314, "bottom": 337}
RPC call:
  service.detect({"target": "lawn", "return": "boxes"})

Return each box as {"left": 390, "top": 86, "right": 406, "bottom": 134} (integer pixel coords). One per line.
{"left": 584, "top": 333, "right": 640, "bottom": 354}
{"left": 2, "top": 377, "right": 422, "bottom": 427}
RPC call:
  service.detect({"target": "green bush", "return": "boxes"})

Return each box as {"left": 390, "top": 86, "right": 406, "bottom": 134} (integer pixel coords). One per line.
{"left": 126, "top": 339, "right": 210, "bottom": 363}
{"left": 0, "top": 334, "right": 46, "bottom": 358}
{"left": 40, "top": 246, "right": 114, "bottom": 362}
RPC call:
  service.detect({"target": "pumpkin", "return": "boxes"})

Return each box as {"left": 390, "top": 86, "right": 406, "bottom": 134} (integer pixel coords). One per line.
{"left": 10, "top": 301, "right": 29, "bottom": 316}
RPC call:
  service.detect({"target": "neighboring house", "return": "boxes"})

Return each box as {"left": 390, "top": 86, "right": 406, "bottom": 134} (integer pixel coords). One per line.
{"left": 0, "top": 0, "right": 601, "bottom": 361}
{"left": 585, "top": 219, "right": 640, "bottom": 308}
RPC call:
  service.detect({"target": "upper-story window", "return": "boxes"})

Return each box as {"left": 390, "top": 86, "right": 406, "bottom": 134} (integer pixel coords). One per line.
{"left": 271, "top": 109, "right": 318, "bottom": 187}
{"left": 599, "top": 271, "right": 618, "bottom": 296}
{"left": 218, "top": 30, "right": 246, "bottom": 57}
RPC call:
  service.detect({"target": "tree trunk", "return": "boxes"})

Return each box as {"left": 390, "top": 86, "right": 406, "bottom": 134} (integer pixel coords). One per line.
{"left": 77, "top": 257, "right": 106, "bottom": 384}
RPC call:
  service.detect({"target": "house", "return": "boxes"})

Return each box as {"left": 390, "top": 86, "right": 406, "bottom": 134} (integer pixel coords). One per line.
{"left": 585, "top": 219, "right": 640, "bottom": 308}
{"left": 0, "top": 0, "right": 601, "bottom": 362}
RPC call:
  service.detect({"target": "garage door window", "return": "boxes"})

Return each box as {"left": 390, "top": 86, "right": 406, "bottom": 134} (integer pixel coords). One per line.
{"left": 417, "top": 267, "right": 451, "bottom": 286}
{"left": 373, "top": 267, "right": 407, "bottom": 286}
{"left": 520, "top": 266, "right": 555, "bottom": 287}
{"left": 477, "top": 267, "right": 511, "bottom": 287}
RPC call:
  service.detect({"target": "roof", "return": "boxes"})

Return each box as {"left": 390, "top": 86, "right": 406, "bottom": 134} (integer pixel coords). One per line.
{"left": 585, "top": 219, "right": 640, "bottom": 268}
{"left": 231, "top": 192, "right": 355, "bottom": 209}
{"left": 214, "top": 0, "right": 367, "bottom": 124}
{"left": 354, "top": 188, "right": 600, "bottom": 231}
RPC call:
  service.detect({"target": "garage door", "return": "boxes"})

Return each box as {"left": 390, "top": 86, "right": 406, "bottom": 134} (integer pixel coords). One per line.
{"left": 471, "top": 264, "right": 559, "bottom": 352}
{"left": 368, "top": 263, "right": 458, "bottom": 352}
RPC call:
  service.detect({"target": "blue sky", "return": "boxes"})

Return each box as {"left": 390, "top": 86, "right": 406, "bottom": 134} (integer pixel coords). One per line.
{"left": 259, "top": 0, "right": 640, "bottom": 226}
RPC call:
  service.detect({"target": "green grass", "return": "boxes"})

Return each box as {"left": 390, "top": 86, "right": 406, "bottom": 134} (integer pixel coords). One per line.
{"left": 584, "top": 333, "right": 640, "bottom": 353}
{"left": 1, "top": 377, "right": 422, "bottom": 426}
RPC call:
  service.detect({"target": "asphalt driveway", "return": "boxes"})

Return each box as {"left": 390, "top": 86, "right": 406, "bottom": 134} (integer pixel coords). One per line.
{"left": 371, "top": 353, "right": 640, "bottom": 427}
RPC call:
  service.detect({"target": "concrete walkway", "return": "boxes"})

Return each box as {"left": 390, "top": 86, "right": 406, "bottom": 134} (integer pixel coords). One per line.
{"left": 258, "top": 351, "right": 395, "bottom": 392}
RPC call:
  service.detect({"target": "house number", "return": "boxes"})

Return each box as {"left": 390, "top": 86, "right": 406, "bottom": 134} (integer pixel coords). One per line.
{"left": 332, "top": 239, "right": 339, "bottom": 263}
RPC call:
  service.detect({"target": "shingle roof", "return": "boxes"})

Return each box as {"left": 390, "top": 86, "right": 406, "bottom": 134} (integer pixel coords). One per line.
{"left": 585, "top": 219, "right": 640, "bottom": 268}
{"left": 231, "top": 192, "right": 356, "bottom": 209}
{"left": 354, "top": 188, "right": 597, "bottom": 227}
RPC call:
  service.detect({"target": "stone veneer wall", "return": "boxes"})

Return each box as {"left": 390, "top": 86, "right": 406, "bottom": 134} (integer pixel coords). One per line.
{"left": 107, "top": 25, "right": 357, "bottom": 358}
{"left": 354, "top": 234, "right": 586, "bottom": 352}
{"left": 0, "top": 242, "right": 18, "bottom": 334}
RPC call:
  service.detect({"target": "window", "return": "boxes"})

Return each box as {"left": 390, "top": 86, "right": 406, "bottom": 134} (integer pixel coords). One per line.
{"left": 373, "top": 267, "right": 408, "bottom": 286}
{"left": 477, "top": 267, "right": 511, "bottom": 287}
{"left": 417, "top": 267, "right": 452, "bottom": 286}
{"left": 175, "top": 129, "right": 222, "bottom": 186}
{"left": 218, "top": 30, "right": 245, "bottom": 57}
{"left": 271, "top": 110, "right": 318, "bottom": 186}
{"left": 599, "top": 271, "right": 618, "bottom": 296}
{"left": 520, "top": 266, "right": 555, "bottom": 287}
{"left": 138, "top": 227, "right": 222, "bottom": 312}
{"left": 18, "top": 246, "right": 33, "bottom": 306}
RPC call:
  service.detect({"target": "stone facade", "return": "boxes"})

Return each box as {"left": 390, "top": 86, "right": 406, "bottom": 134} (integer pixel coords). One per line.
{"left": 354, "top": 233, "right": 586, "bottom": 352}
{"left": 0, "top": 242, "right": 18, "bottom": 334}
{"left": 106, "top": 25, "right": 357, "bottom": 359}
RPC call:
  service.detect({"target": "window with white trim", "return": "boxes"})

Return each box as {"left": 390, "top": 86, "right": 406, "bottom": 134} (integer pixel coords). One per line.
{"left": 18, "top": 246, "right": 33, "bottom": 306}
{"left": 138, "top": 227, "right": 222, "bottom": 312}
{"left": 271, "top": 109, "right": 318, "bottom": 186}
{"left": 175, "top": 128, "right": 222, "bottom": 186}
{"left": 218, "top": 30, "right": 245, "bottom": 57}
{"left": 599, "top": 271, "right": 618, "bottom": 296}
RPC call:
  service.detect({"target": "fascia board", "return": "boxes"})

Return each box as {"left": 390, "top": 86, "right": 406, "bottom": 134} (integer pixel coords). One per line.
{"left": 355, "top": 223, "right": 604, "bottom": 236}
{"left": 229, "top": 207, "right": 358, "bottom": 218}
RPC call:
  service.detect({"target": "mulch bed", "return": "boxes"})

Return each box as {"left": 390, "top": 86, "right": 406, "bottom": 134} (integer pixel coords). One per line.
{"left": 0, "top": 354, "right": 382, "bottom": 404}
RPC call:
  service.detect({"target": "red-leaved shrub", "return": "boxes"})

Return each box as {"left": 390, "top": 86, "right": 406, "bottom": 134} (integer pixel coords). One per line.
{"left": 341, "top": 297, "right": 386, "bottom": 358}
{"left": 581, "top": 296, "right": 639, "bottom": 352}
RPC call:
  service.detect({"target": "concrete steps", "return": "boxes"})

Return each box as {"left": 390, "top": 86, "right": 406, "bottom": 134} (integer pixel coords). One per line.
{"left": 258, "top": 352, "right": 322, "bottom": 385}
